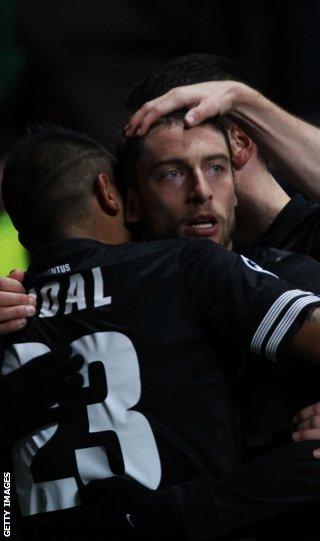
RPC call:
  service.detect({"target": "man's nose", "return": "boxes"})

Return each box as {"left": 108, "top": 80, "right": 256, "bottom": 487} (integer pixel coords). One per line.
{"left": 187, "top": 171, "right": 213, "bottom": 204}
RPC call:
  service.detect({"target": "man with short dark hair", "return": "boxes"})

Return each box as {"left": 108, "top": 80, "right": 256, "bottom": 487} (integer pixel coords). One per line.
{"left": 126, "top": 53, "right": 320, "bottom": 258}
{"left": 122, "top": 54, "right": 320, "bottom": 459}
{"left": 125, "top": 53, "right": 291, "bottom": 245}
{"left": 117, "top": 112, "right": 236, "bottom": 247}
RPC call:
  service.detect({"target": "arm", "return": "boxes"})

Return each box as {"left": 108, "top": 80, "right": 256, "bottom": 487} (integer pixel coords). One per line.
{"left": 287, "top": 307, "right": 320, "bottom": 364}
{"left": 80, "top": 439, "right": 320, "bottom": 540}
{"left": 179, "top": 240, "right": 320, "bottom": 367}
{"left": 126, "top": 81, "right": 320, "bottom": 201}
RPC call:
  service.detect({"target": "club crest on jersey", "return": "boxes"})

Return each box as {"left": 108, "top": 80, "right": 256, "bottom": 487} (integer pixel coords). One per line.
{"left": 240, "top": 255, "right": 278, "bottom": 278}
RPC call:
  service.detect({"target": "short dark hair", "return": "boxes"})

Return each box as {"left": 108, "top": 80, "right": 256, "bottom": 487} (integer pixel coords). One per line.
{"left": 116, "top": 112, "right": 233, "bottom": 194}
{"left": 127, "top": 53, "right": 256, "bottom": 112}
{"left": 126, "top": 53, "right": 266, "bottom": 166}
{"left": 2, "top": 123, "right": 115, "bottom": 252}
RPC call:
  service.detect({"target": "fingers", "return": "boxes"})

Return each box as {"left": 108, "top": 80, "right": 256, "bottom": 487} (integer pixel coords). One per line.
{"left": 292, "top": 428, "right": 320, "bottom": 442}
{"left": 0, "top": 318, "right": 27, "bottom": 334}
{"left": 125, "top": 80, "right": 238, "bottom": 137}
{"left": 8, "top": 269, "right": 25, "bottom": 283}
{"left": 294, "top": 415, "right": 320, "bottom": 432}
{"left": 0, "top": 277, "right": 35, "bottom": 334}
{"left": 80, "top": 477, "right": 122, "bottom": 503}
{"left": 135, "top": 109, "right": 164, "bottom": 137}
{"left": 80, "top": 476, "right": 149, "bottom": 507}
{"left": 12, "top": 346, "right": 74, "bottom": 380}
{"left": 126, "top": 87, "right": 192, "bottom": 136}
{"left": 185, "top": 101, "right": 213, "bottom": 127}
{"left": 125, "top": 83, "right": 226, "bottom": 136}
{"left": 38, "top": 353, "right": 84, "bottom": 390}
{"left": 37, "top": 400, "right": 82, "bottom": 427}
{"left": 0, "top": 291, "right": 36, "bottom": 309}
{"left": 0, "top": 305, "right": 36, "bottom": 328}
{"left": 45, "top": 373, "right": 84, "bottom": 405}
{"left": 0, "top": 276, "right": 26, "bottom": 294}
{"left": 292, "top": 403, "right": 320, "bottom": 457}
{"left": 88, "top": 361, "right": 107, "bottom": 401}
{"left": 293, "top": 402, "right": 320, "bottom": 425}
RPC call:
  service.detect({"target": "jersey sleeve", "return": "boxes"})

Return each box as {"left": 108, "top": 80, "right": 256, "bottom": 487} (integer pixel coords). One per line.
{"left": 178, "top": 240, "right": 320, "bottom": 364}
{"left": 260, "top": 195, "right": 320, "bottom": 261}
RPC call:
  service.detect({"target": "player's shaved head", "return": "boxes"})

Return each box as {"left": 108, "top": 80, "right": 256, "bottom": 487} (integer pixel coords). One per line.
{"left": 2, "top": 124, "right": 116, "bottom": 252}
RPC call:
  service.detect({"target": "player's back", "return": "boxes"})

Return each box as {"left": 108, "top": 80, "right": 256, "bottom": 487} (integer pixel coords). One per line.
{"left": 3, "top": 238, "right": 241, "bottom": 522}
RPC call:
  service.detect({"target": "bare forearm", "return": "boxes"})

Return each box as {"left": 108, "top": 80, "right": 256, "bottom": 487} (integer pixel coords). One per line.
{"left": 229, "top": 84, "right": 320, "bottom": 201}
{"left": 288, "top": 307, "right": 320, "bottom": 363}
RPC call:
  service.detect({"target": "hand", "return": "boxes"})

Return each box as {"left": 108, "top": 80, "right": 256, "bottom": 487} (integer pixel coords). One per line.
{"left": 79, "top": 476, "right": 151, "bottom": 535}
{"left": 79, "top": 476, "right": 180, "bottom": 537}
{"left": 0, "top": 270, "right": 36, "bottom": 334}
{"left": 0, "top": 346, "right": 84, "bottom": 451}
{"left": 125, "top": 80, "right": 250, "bottom": 137}
{"left": 292, "top": 402, "right": 320, "bottom": 458}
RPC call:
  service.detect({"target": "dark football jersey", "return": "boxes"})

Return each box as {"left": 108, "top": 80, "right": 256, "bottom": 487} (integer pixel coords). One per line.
{"left": 259, "top": 194, "right": 320, "bottom": 260}
{"left": 240, "top": 246, "right": 320, "bottom": 414}
{"left": 2, "top": 237, "right": 319, "bottom": 526}
{"left": 233, "top": 195, "right": 320, "bottom": 446}
{"left": 232, "top": 243, "right": 320, "bottom": 466}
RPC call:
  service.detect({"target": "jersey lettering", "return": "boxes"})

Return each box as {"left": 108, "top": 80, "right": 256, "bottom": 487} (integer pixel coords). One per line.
{"left": 36, "top": 267, "right": 112, "bottom": 317}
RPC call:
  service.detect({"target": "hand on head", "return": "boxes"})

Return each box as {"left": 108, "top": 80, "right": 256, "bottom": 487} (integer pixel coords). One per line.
{"left": 125, "top": 81, "right": 247, "bottom": 137}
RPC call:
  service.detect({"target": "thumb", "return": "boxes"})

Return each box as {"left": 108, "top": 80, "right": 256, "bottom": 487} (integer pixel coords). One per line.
{"left": 9, "top": 269, "right": 25, "bottom": 282}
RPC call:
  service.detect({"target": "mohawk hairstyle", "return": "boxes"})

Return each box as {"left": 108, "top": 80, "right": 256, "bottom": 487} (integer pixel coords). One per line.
{"left": 2, "top": 123, "right": 115, "bottom": 252}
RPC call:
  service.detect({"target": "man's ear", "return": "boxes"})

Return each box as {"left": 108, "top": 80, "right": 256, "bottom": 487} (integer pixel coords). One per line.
{"left": 95, "top": 173, "right": 120, "bottom": 216}
{"left": 229, "top": 125, "right": 255, "bottom": 170}
{"left": 125, "top": 187, "right": 142, "bottom": 224}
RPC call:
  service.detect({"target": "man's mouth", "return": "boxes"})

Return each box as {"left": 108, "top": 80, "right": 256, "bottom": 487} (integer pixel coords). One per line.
{"left": 183, "top": 215, "right": 219, "bottom": 238}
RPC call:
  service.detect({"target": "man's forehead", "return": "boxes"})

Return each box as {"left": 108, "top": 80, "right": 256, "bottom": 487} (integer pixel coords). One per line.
{"left": 140, "top": 121, "right": 229, "bottom": 161}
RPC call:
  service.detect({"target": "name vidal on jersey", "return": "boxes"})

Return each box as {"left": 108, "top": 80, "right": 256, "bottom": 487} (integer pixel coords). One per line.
{"left": 32, "top": 267, "right": 112, "bottom": 318}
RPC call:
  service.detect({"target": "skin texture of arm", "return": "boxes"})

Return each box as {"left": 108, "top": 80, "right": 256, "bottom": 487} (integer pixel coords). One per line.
{"left": 126, "top": 81, "right": 320, "bottom": 201}
{"left": 287, "top": 307, "right": 320, "bottom": 365}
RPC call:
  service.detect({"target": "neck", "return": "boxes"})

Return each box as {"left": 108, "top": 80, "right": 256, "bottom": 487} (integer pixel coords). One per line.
{"left": 235, "top": 160, "right": 290, "bottom": 243}
{"left": 62, "top": 214, "right": 131, "bottom": 246}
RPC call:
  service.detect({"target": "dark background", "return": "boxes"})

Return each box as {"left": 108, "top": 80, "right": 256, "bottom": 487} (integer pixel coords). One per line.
{"left": 1, "top": 0, "right": 320, "bottom": 154}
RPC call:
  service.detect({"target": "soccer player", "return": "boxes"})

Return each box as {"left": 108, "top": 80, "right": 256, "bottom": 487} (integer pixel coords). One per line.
{"left": 123, "top": 55, "right": 320, "bottom": 450}
{"left": 126, "top": 53, "right": 320, "bottom": 261}
{"left": 2, "top": 125, "right": 320, "bottom": 540}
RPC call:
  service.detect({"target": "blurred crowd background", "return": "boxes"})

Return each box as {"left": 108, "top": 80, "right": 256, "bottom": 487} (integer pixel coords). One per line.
{"left": 1, "top": 0, "right": 320, "bottom": 274}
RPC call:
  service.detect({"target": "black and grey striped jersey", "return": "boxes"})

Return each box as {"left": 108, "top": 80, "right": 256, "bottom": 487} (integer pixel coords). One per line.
{"left": 2, "top": 237, "right": 319, "bottom": 528}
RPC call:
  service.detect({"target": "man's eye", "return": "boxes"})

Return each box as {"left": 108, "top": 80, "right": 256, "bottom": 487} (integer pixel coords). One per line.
{"left": 161, "top": 170, "right": 182, "bottom": 180}
{"left": 210, "top": 164, "right": 222, "bottom": 173}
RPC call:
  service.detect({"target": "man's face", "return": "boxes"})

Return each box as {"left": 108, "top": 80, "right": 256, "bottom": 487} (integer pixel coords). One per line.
{"left": 130, "top": 122, "right": 237, "bottom": 247}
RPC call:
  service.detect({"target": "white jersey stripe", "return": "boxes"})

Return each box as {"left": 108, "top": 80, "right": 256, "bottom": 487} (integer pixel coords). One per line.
{"left": 251, "top": 289, "right": 312, "bottom": 355}
{"left": 265, "top": 295, "right": 320, "bottom": 361}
